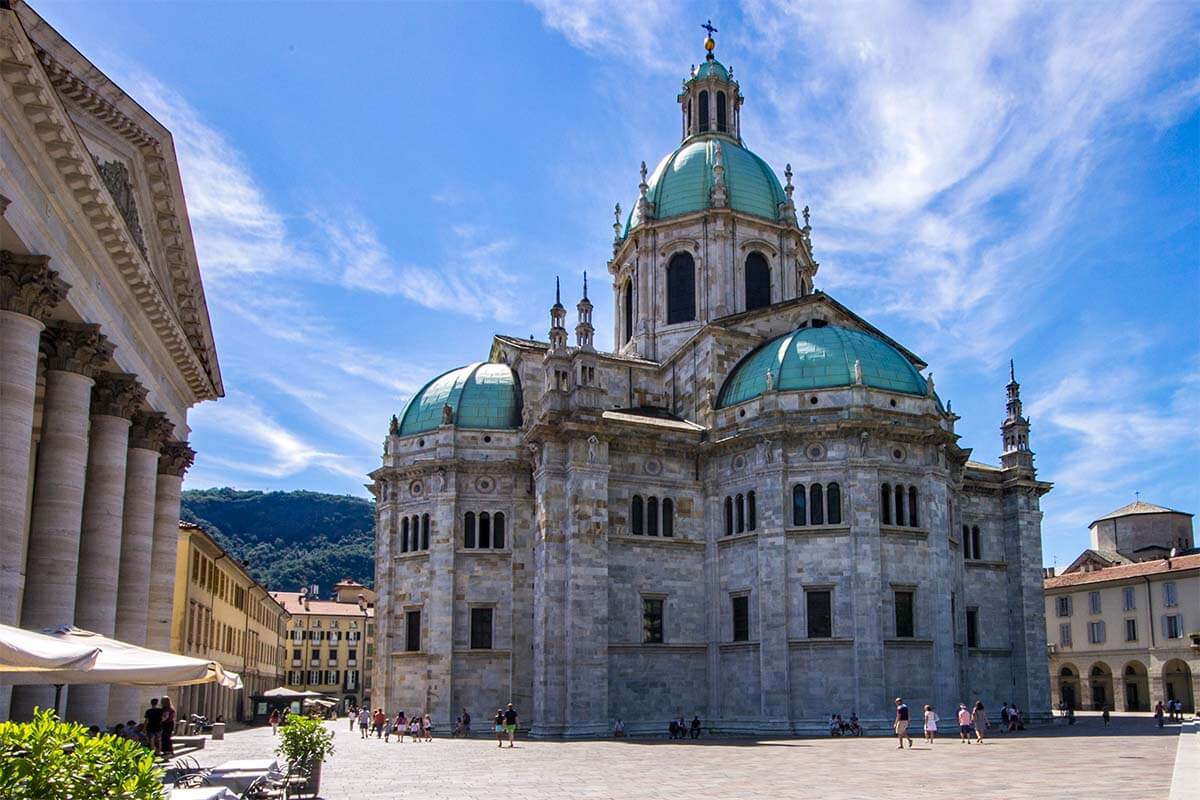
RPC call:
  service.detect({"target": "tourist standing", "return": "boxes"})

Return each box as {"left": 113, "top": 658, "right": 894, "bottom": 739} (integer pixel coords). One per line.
{"left": 503, "top": 703, "right": 519, "bottom": 747}
{"left": 358, "top": 706, "right": 370, "bottom": 739}
{"left": 495, "top": 709, "right": 505, "bottom": 747}
{"left": 894, "top": 697, "right": 912, "bottom": 749}
{"left": 347, "top": 705, "right": 356, "bottom": 732}
{"left": 691, "top": 715, "right": 701, "bottom": 739}
{"left": 410, "top": 715, "right": 421, "bottom": 741}
{"left": 923, "top": 705, "right": 938, "bottom": 744}
{"left": 1000, "top": 703, "right": 1010, "bottom": 733}
{"left": 1154, "top": 701, "right": 1165, "bottom": 727}
{"left": 269, "top": 709, "right": 280, "bottom": 735}
{"left": 613, "top": 718, "right": 625, "bottom": 737}
{"left": 972, "top": 701, "right": 989, "bottom": 744}
{"left": 395, "top": 711, "right": 407, "bottom": 743}
{"left": 424, "top": 712, "right": 433, "bottom": 741}
{"left": 143, "top": 697, "right": 164, "bottom": 755}
{"left": 1102, "top": 706, "right": 1110, "bottom": 727}
{"left": 160, "top": 697, "right": 176, "bottom": 757}
{"left": 462, "top": 708, "right": 471, "bottom": 738}
{"left": 957, "top": 704, "right": 972, "bottom": 743}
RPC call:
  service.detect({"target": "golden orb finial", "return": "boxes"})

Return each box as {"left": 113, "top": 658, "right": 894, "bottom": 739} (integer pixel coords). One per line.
{"left": 701, "top": 20, "right": 717, "bottom": 58}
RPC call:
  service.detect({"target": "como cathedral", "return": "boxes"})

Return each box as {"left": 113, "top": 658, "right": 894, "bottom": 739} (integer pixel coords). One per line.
{"left": 370, "top": 32, "right": 1052, "bottom": 736}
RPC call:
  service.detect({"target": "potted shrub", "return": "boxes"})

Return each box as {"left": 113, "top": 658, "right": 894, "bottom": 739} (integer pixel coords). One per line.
{"left": 0, "top": 708, "right": 165, "bottom": 799}
{"left": 276, "top": 712, "right": 335, "bottom": 796}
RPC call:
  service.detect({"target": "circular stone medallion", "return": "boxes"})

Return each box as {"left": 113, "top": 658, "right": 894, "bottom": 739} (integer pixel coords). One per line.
{"left": 409, "top": 480, "right": 424, "bottom": 497}
{"left": 806, "top": 442, "right": 826, "bottom": 461}
{"left": 475, "top": 476, "right": 496, "bottom": 493}
{"left": 644, "top": 458, "right": 663, "bottom": 476}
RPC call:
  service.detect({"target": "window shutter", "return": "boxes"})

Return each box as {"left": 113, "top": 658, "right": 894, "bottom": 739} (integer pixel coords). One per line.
{"left": 1162, "top": 615, "right": 1169, "bottom": 639}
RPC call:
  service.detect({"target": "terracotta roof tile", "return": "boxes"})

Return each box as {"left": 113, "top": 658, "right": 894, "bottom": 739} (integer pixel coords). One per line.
{"left": 1044, "top": 554, "right": 1200, "bottom": 589}
{"left": 272, "top": 591, "right": 375, "bottom": 618}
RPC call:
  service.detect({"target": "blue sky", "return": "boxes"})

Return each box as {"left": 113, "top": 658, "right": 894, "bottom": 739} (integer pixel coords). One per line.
{"left": 35, "top": 1, "right": 1199, "bottom": 566}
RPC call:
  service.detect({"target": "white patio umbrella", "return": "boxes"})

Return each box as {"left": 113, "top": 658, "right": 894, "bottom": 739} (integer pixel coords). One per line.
{"left": 262, "top": 687, "right": 325, "bottom": 698}
{"left": 0, "top": 622, "right": 101, "bottom": 672}
{"left": 0, "top": 626, "right": 242, "bottom": 691}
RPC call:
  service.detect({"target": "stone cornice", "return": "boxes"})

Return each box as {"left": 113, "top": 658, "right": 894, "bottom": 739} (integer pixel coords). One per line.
{"left": 0, "top": 250, "right": 69, "bottom": 321}
{"left": 40, "top": 321, "right": 112, "bottom": 376}
{"left": 158, "top": 439, "right": 196, "bottom": 477}
{"left": 0, "top": 16, "right": 221, "bottom": 400}
{"left": 90, "top": 371, "right": 146, "bottom": 419}
{"left": 128, "top": 409, "right": 173, "bottom": 451}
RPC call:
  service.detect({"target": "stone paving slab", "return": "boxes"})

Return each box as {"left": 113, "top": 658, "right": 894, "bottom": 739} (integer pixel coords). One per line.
{"left": 190, "top": 716, "right": 1184, "bottom": 800}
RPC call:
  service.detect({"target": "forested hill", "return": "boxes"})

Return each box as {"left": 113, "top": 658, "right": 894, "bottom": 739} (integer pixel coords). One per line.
{"left": 180, "top": 488, "right": 375, "bottom": 594}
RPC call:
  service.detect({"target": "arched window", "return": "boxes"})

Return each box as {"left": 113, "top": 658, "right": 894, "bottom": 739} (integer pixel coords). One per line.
{"left": 724, "top": 497, "right": 733, "bottom": 537}
{"left": 666, "top": 252, "right": 696, "bottom": 324}
{"left": 421, "top": 513, "right": 430, "bottom": 550}
{"left": 962, "top": 525, "right": 972, "bottom": 559}
{"left": 744, "top": 252, "right": 771, "bottom": 311}
{"left": 411, "top": 516, "right": 419, "bottom": 548}
{"left": 686, "top": 99, "right": 692, "bottom": 134}
{"left": 647, "top": 497, "right": 659, "bottom": 536}
{"left": 401, "top": 517, "right": 409, "bottom": 553}
{"left": 908, "top": 486, "right": 919, "bottom": 527}
{"left": 699, "top": 90, "right": 709, "bottom": 132}
{"left": 631, "top": 495, "right": 644, "bottom": 535}
{"left": 479, "top": 511, "right": 491, "bottom": 549}
{"left": 716, "top": 91, "right": 727, "bottom": 132}
{"left": 494, "top": 512, "right": 506, "bottom": 549}
{"left": 464, "top": 512, "right": 476, "bottom": 549}
{"left": 971, "top": 525, "right": 981, "bottom": 561}
{"left": 623, "top": 280, "right": 634, "bottom": 344}
{"left": 747, "top": 491, "right": 757, "bottom": 531}
{"left": 662, "top": 498, "right": 674, "bottom": 537}
{"left": 736, "top": 493, "right": 745, "bottom": 534}
{"left": 827, "top": 483, "right": 842, "bottom": 525}
{"left": 881, "top": 484, "right": 892, "bottom": 525}
{"left": 894, "top": 485, "right": 905, "bottom": 528}
{"left": 793, "top": 484, "right": 807, "bottom": 526}
{"left": 810, "top": 484, "right": 825, "bottom": 525}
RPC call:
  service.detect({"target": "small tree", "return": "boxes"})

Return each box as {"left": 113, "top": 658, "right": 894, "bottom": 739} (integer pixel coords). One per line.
{"left": 275, "top": 713, "right": 335, "bottom": 769}
{"left": 0, "top": 708, "right": 165, "bottom": 800}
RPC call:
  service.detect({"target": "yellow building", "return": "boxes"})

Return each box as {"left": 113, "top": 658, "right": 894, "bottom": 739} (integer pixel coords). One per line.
{"left": 170, "top": 522, "right": 291, "bottom": 722}
{"left": 273, "top": 581, "right": 376, "bottom": 711}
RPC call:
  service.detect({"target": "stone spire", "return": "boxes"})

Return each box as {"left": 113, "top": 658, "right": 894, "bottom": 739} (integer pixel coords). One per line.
{"left": 1000, "top": 359, "right": 1034, "bottom": 471}
{"left": 575, "top": 272, "right": 594, "bottom": 351}
{"left": 548, "top": 276, "right": 568, "bottom": 353}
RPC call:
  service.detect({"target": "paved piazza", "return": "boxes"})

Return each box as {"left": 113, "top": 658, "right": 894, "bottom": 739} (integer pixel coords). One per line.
{"left": 194, "top": 715, "right": 1189, "bottom": 800}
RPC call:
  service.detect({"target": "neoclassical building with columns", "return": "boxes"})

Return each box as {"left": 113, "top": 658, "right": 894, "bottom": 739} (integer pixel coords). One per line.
{"left": 1, "top": 1, "right": 221, "bottom": 723}
{"left": 370, "top": 34, "right": 1053, "bottom": 736}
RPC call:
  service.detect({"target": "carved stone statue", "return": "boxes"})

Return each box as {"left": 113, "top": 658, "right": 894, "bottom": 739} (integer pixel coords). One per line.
{"left": 587, "top": 435, "right": 599, "bottom": 463}
{"left": 765, "top": 368, "right": 774, "bottom": 391}
{"left": 442, "top": 403, "right": 454, "bottom": 426}
{"left": 434, "top": 469, "right": 446, "bottom": 493}
{"left": 853, "top": 359, "right": 864, "bottom": 386}
{"left": 859, "top": 430, "right": 870, "bottom": 458}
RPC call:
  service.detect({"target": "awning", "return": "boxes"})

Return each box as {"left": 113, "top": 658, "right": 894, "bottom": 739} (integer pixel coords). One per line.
{"left": 0, "top": 626, "right": 241, "bottom": 689}
{"left": 0, "top": 623, "right": 101, "bottom": 672}
{"left": 262, "top": 687, "right": 326, "bottom": 698}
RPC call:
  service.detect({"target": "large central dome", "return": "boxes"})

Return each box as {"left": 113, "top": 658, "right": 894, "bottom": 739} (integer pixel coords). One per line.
{"left": 397, "top": 362, "right": 521, "bottom": 436}
{"left": 626, "top": 138, "right": 787, "bottom": 234}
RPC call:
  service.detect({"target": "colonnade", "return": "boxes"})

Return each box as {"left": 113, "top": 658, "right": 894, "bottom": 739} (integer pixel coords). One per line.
{"left": 0, "top": 250, "right": 195, "bottom": 724}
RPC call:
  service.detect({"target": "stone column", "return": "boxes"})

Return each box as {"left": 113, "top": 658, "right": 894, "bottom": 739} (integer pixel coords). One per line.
{"left": 12, "top": 323, "right": 112, "bottom": 719}
{"left": 531, "top": 441, "right": 568, "bottom": 737}
{"left": 755, "top": 438, "right": 791, "bottom": 731}
{"left": 371, "top": 480, "right": 395, "bottom": 715}
{"left": 0, "top": 251, "right": 69, "bottom": 720}
{"left": 107, "top": 411, "right": 173, "bottom": 722}
{"left": 145, "top": 441, "right": 195, "bottom": 652}
{"left": 848, "top": 454, "right": 886, "bottom": 730}
{"left": 1002, "top": 483, "right": 1052, "bottom": 722}
{"left": 65, "top": 373, "right": 145, "bottom": 725}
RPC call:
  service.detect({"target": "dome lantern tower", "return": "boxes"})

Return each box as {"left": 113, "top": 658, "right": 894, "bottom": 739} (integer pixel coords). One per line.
{"left": 680, "top": 22, "right": 742, "bottom": 142}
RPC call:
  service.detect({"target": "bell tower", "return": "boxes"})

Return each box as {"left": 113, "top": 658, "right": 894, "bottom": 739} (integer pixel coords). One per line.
{"left": 1000, "top": 360, "right": 1034, "bottom": 471}
{"left": 679, "top": 21, "right": 743, "bottom": 142}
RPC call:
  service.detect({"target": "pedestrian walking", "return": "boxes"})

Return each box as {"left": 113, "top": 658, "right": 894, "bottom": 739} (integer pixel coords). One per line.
{"left": 893, "top": 697, "right": 913, "bottom": 749}
{"left": 269, "top": 709, "right": 281, "bottom": 735}
{"left": 957, "top": 703, "right": 972, "bottom": 743}
{"left": 972, "top": 700, "right": 989, "bottom": 744}
{"left": 494, "top": 708, "right": 505, "bottom": 747}
{"left": 358, "top": 706, "right": 370, "bottom": 739}
{"left": 424, "top": 712, "right": 433, "bottom": 741}
{"left": 1154, "top": 701, "right": 1164, "bottom": 728}
{"left": 348, "top": 705, "right": 357, "bottom": 732}
{"left": 1102, "top": 706, "right": 1110, "bottom": 727}
{"left": 503, "top": 703, "right": 519, "bottom": 747}
{"left": 395, "top": 711, "right": 407, "bottom": 743}
{"left": 462, "top": 708, "right": 471, "bottom": 738}
{"left": 160, "top": 697, "right": 177, "bottom": 757}
{"left": 923, "top": 704, "right": 938, "bottom": 744}
{"left": 143, "top": 697, "right": 164, "bottom": 755}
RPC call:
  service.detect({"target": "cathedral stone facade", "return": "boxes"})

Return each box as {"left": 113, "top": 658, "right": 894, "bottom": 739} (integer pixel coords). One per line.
{"left": 370, "top": 36, "right": 1052, "bottom": 736}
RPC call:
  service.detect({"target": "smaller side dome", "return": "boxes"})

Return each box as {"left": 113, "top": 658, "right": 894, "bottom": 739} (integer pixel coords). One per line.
{"left": 718, "top": 326, "right": 929, "bottom": 408}
{"left": 692, "top": 58, "right": 730, "bottom": 81}
{"left": 397, "top": 362, "right": 522, "bottom": 436}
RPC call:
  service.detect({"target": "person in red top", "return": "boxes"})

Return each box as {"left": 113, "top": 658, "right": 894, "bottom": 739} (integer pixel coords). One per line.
{"left": 373, "top": 708, "right": 387, "bottom": 738}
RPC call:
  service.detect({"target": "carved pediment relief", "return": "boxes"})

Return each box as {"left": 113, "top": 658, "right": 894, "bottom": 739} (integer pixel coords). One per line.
{"left": 92, "top": 157, "right": 146, "bottom": 257}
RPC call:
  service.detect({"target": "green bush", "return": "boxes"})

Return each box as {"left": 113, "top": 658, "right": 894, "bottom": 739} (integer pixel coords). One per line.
{"left": 0, "top": 708, "right": 165, "bottom": 799}
{"left": 275, "top": 713, "right": 335, "bottom": 768}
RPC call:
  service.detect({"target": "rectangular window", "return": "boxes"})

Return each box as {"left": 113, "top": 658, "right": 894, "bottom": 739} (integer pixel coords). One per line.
{"left": 894, "top": 591, "right": 915, "bottom": 638}
{"left": 966, "top": 607, "right": 979, "bottom": 648}
{"left": 1125, "top": 618, "right": 1138, "bottom": 642}
{"left": 1163, "top": 582, "right": 1178, "bottom": 607}
{"left": 642, "top": 597, "right": 664, "bottom": 644}
{"left": 731, "top": 595, "right": 750, "bottom": 642}
{"left": 806, "top": 590, "right": 832, "bottom": 639}
{"left": 1164, "top": 615, "right": 1183, "bottom": 639}
{"left": 1056, "top": 596, "right": 1072, "bottom": 618}
{"left": 1059, "top": 623, "right": 1072, "bottom": 647}
{"left": 405, "top": 610, "right": 421, "bottom": 652}
{"left": 1123, "top": 586, "right": 1136, "bottom": 611}
{"left": 470, "top": 607, "right": 494, "bottom": 649}
{"left": 1087, "top": 620, "right": 1106, "bottom": 644}
{"left": 1089, "top": 591, "right": 1101, "bottom": 614}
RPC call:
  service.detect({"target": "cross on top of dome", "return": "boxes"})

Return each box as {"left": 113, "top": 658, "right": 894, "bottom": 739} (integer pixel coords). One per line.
{"left": 702, "top": 20, "right": 718, "bottom": 59}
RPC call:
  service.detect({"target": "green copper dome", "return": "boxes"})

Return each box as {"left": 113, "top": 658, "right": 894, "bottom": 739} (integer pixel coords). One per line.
{"left": 718, "top": 326, "right": 929, "bottom": 408}
{"left": 627, "top": 138, "right": 787, "bottom": 234}
{"left": 398, "top": 362, "right": 522, "bottom": 436}
{"left": 692, "top": 58, "right": 730, "bottom": 81}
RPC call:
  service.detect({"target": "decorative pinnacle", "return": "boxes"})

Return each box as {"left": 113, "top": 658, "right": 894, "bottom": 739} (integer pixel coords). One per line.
{"left": 802, "top": 205, "right": 811, "bottom": 229}
{"left": 784, "top": 164, "right": 794, "bottom": 199}
{"left": 639, "top": 160, "right": 648, "bottom": 188}
{"left": 582, "top": 271, "right": 588, "bottom": 300}
{"left": 702, "top": 20, "right": 717, "bottom": 59}
{"left": 555, "top": 275, "right": 562, "bottom": 307}
{"left": 1009, "top": 358, "right": 1016, "bottom": 383}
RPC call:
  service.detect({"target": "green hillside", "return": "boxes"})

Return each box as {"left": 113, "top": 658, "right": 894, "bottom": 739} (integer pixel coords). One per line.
{"left": 180, "top": 487, "right": 375, "bottom": 594}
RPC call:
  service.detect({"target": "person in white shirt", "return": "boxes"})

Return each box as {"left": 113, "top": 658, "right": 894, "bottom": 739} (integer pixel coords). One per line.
{"left": 923, "top": 704, "right": 939, "bottom": 743}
